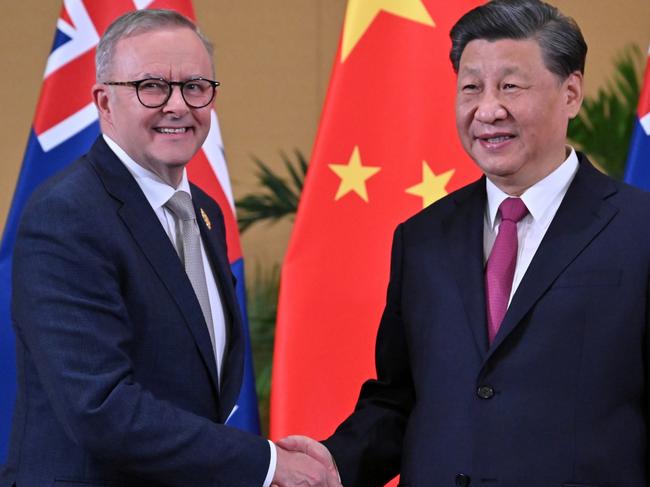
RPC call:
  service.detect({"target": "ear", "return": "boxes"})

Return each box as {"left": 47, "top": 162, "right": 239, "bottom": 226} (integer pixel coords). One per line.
{"left": 92, "top": 82, "right": 113, "bottom": 125}
{"left": 564, "top": 71, "right": 583, "bottom": 119}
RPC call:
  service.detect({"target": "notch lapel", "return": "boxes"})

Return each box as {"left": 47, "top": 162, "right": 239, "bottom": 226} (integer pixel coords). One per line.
{"left": 87, "top": 138, "right": 221, "bottom": 396}
{"left": 443, "top": 179, "right": 490, "bottom": 358}
{"left": 488, "top": 157, "right": 618, "bottom": 355}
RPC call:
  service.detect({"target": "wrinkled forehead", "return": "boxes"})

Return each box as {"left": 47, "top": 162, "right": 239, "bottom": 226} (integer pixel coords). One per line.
{"left": 110, "top": 26, "right": 215, "bottom": 77}
{"left": 457, "top": 38, "right": 550, "bottom": 77}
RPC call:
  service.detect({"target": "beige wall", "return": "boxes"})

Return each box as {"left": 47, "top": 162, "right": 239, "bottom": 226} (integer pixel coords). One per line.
{"left": 1, "top": 1, "right": 648, "bottom": 277}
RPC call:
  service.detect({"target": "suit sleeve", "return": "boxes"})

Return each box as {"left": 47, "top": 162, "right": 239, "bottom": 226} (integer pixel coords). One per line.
{"left": 323, "top": 224, "right": 415, "bottom": 487}
{"left": 11, "top": 190, "right": 269, "bottom": 486}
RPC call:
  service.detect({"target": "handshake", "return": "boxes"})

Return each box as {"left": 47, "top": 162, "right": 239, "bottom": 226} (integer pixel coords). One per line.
{"left": 271, "top": 435, "right": 342, "bottom": 487}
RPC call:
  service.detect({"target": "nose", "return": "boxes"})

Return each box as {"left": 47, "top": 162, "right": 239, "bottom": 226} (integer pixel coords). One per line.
{"left": 163, "top": 85, "right": 189, "bottom": 114}
{"left": 474, "top": 89, "right": 507, "bottom": 124}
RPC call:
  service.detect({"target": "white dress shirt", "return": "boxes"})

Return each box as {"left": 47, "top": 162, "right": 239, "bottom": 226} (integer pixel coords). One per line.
{"left": 483, "top": 148, "right": 580, "bottom": 305}
{"left": 103, "top": 135, "right": 276, "bottom": 486}
{"left": 104, "top": 135, "right": 227, "bottom": 378}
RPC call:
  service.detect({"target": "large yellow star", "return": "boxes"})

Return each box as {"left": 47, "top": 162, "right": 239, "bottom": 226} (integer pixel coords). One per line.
{"left": 405, "top": 161, "right": 455, "bottom": 208}
{"left": 329, "top": 146, "right": 381, "bottom": 202}
{"left": 341, "top": 0, "right": 435, "bottom": 62}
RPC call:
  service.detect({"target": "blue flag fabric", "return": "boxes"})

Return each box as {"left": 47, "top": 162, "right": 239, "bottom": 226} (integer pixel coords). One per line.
{"left": 623, "top": 46, "right": 650, "bottom": 189}
{"left": 0, "top": 0, "right": 259, "bottom": 462}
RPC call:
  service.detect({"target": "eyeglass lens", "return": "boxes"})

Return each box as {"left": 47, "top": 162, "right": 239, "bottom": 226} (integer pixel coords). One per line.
{"left": 137, "top": 79, "right": 216, "bottom": 108}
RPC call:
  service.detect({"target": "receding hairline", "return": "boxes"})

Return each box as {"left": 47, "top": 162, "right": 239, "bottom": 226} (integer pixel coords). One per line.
{"left": 96, "top": 10, "right": 215, "bottom": 81}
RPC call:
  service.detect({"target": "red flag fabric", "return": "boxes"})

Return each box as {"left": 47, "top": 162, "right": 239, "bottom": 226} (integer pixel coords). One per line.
{"left": 271, "top": 0, "right": 483, "bottom": 442}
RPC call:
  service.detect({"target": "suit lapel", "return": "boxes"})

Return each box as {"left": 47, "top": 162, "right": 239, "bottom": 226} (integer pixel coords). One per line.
{"left": 190, "top": 185, "right": 244, "bottom": 423}
{"left": 87, "top": 138, "right": 221, "bottom": 396}
{"left": 443, "top": 178, "right": 490, "bottom": 358}
{"left": 488, "top": 156, "right": 618, "bottom": 355}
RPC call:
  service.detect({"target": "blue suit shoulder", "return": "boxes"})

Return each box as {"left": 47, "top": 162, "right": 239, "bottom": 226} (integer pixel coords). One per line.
{"left": 18, "top": 152, "right": 114, "bottom": 238}
{"left": 576, "top": 152, "right": 650, "bottom": 233}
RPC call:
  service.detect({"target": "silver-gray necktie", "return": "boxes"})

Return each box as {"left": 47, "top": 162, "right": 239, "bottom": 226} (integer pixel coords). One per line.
{"left": 165, "top": 191, "right": 216, "bottom": 355}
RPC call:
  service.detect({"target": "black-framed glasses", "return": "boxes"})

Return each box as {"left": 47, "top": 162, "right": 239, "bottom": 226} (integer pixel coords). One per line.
{"left": 103, "top": 77, "right": 220, "bottom": 108}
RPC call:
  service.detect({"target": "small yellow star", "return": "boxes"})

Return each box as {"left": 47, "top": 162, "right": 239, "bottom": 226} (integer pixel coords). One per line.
{"left": 329, "top": 146, "right": 381, "bottom": 202}
{"left": 405, "top": 161, "right": 455, "bottom": 208}
{"left": 341, "top": 0, "right": 435, "bottom": 62}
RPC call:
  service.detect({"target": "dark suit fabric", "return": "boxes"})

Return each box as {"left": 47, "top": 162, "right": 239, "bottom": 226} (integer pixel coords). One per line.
{"left": 1, "top": 137, "right": 269, "bottom": 486}
{"left": 324, "top": 154, "right": 650, "bottom": 487}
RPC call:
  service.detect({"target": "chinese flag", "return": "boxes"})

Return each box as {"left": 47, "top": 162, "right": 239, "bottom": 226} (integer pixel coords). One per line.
{"left": 271, "top": 0, "right": 482, "bottom": 444}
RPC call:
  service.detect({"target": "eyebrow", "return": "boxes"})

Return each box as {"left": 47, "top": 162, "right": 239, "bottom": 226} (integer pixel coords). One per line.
{"left": 136, "top": 72, "right": 164, "bottom": 79}
{"left": 136, "top": 73, "right": 209, "bottom": 80}
{"left": 459, "top": 66, "right": 523, "bottom": 77}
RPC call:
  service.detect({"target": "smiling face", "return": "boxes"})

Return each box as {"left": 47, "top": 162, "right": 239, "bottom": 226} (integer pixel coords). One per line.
{"left": 455, "top": 38, "right": 583, "bottom": 195}
{"left": 93, "top": 27, "right": 214, "bottom": 187}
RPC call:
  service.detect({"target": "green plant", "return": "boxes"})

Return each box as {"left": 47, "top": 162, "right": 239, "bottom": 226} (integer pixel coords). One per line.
{"left": 235, "top": 150, "right": 308, "bottom": 233}
{"left": 247, "top": 263, "right": 280, "bottom": 436}
{"left": 568, "top": 44, "right": 644, "bottom": 179}
{"left": 240, "top": 45, "right": 645, "bottom": 432}
{"left": 235, "top": 149, "right": 307, "bottom": 435}
{"left": 236, "top": 151, "right": 308, "bottom": 432}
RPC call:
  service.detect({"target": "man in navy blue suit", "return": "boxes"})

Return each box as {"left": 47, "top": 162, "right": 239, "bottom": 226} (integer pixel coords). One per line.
{"left": 1, "top": 9, "right": 340, "bottom": 487}
{"left": 280, "top": 1, "right": 650, "bottom": 485}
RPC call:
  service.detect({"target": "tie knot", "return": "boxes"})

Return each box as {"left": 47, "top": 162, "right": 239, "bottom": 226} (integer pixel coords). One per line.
{"left": 165, "top": 191, "right": 195, "bottom": 221}
{"left": 499, "top": 197, "right": 528, "bottom": 223}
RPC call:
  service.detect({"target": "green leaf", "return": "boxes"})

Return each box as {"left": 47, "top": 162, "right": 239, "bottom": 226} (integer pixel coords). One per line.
{"left": 568, "top": 44, "right": 644, "bottom": 179}
{"left": 247, "top": 262, "right": 280, "bottom": 435}
{"left": 235, "top": 150, "right": 309, "bottom": 233}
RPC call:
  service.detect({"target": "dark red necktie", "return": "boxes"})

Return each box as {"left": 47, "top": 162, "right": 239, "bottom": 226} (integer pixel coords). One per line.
{"left": 485, "top": 197, "right": 528, "bottom": 344}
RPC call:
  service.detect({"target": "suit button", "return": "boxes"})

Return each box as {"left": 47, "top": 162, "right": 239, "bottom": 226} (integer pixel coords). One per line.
{"left": 455, "top": 473, "right": 471, "bottom": 486}
{"left": 477, "top": 385, "right": 494, "bottom": 399}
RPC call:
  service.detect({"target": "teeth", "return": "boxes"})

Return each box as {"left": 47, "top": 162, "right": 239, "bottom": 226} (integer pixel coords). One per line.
{"left": 156, "top": 127, "right": 187, "bottom": 134}
{"left": 485, "top": 136, "right": 511, "bottom": 143}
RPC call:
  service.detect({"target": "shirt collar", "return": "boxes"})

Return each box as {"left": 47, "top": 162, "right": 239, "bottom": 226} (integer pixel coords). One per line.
{"left": 103, "top": 134, "right": 192, "bottom": 209}
{"left": 485, "top": 147, "right": 579, "bottom": 229}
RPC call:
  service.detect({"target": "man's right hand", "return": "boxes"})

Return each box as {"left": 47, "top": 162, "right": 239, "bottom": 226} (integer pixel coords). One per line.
{"left": 272, "top": 442, "right": 342, "bottom": 487}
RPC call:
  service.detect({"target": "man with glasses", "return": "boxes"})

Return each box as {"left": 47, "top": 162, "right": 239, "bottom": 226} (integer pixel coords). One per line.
{"left": 1, "top": 9, "right": 339, "bottom": 487}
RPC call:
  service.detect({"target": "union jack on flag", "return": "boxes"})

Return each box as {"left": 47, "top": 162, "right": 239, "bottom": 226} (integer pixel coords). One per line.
{"left": 624, "top": 45, "right": 650, "bottom": 190}
{"left": 0, "top": 0, "right": 260, "bottom": 462}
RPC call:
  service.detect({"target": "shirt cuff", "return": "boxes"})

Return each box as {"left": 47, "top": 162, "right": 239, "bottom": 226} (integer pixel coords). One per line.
{"left": 262, "top": 440, "right": 277, "bottom": 487}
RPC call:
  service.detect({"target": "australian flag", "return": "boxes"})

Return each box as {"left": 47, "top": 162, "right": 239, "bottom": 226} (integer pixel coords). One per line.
{"left": 0, "top": 0, "right": 260, "bottom": 463}
{"left": 624, "top": 45, "right": 650, "bottom": 189}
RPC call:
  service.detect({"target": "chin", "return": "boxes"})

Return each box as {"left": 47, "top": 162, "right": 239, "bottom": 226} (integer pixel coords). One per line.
{"left": 164, "top": 159, "right": 194, "bottom": 169}
{"left": 156, "top": 151, "right": 198, "bottom": 166}
{"left": 475, "top": 155, "right": 524, "bottom": 175}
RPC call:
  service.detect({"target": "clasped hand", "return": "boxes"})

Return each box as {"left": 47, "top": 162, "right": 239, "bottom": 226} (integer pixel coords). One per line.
{"left": 271, "top": 435, "right": 341, "bottom": 487}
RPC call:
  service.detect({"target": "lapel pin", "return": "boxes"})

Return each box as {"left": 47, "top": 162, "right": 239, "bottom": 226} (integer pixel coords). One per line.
{"left": 200, "top": 208, "right": 212, "bottom": 230}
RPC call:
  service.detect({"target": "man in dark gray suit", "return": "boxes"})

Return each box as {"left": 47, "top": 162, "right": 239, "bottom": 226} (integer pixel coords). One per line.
{"left": 280, "top": 1, "right": 650, "bottom": 485}
{"left": 1, "top": 9, "right": 340, "bottom": 487}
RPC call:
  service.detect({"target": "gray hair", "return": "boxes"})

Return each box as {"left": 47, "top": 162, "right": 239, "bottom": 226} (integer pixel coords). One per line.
{"left": 449, "top": 0, "right": 587, "bottom": 80}
{"left": 96, "top": 9, "right": 214, "bottom": 81}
